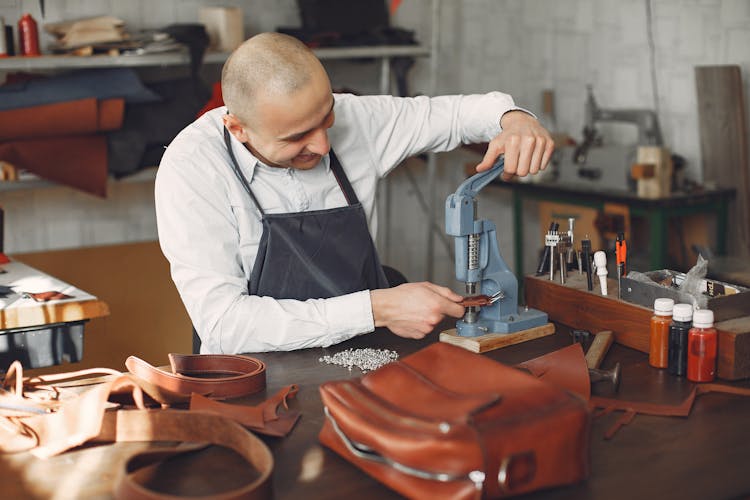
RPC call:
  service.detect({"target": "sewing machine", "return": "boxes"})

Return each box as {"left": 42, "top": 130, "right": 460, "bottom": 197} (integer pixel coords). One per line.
{"left": 556, "top": 86, "right": 665, "bottom": 193}
{"left": 444, "top": 157, "right": 549, "bottom": 338}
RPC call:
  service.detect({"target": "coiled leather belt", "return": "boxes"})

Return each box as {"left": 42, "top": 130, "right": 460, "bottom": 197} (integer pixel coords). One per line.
{"left": 125, "top": 353, "right": 267, "bottom": 399}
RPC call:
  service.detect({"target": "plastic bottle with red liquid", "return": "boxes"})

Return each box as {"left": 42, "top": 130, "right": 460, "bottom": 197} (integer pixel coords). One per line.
{"left": 687, "top": 309, "right": 717, "bottom": 382}
{"left": 18, "top": 13, "right": 40, "bottom": 56}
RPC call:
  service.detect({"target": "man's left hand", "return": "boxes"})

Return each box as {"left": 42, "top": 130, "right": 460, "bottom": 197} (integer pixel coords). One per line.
{"left": 475, "top": 111, "right": 554, "bottom": 181}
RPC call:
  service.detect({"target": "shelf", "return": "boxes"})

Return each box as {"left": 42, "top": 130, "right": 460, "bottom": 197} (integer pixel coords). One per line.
{"left": 313, "top": 45, "right": 430, "bottom": 60}
{"left": 0, "top": 50, "right": 198, "bottom": 71}
{"left": 0, "top": 45, "right": 430, "bottom": 72}
{"left": 0, "top": 167, "right": 158, "bottom": 193}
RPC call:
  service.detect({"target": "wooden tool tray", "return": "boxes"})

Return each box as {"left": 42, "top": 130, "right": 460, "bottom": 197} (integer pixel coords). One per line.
{"left": 525, "top": 274, "right": 750, "bottom": 380}
{"left": 621, "top": 269, "right": 750, "bottom": 322}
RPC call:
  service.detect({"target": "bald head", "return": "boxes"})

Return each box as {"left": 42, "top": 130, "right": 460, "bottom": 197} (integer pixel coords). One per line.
{"left": 221, "top": 33, "right": 328, "bottom": 125}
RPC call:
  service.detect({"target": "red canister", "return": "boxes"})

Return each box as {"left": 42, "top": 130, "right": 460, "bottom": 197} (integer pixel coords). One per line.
{"left": 687, "top": 309, "right": 717, "bottom": 382}
{"left": 18, "top": 13, "right": 40, "bottom": 56}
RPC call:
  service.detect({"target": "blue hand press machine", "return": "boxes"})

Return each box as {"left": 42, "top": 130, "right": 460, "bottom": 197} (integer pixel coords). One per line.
{"left": 445, "top": 157, "right": 548, "bottom": 338}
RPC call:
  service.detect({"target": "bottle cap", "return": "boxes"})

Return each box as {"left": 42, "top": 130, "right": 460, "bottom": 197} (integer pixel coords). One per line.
{"left": 693, "top": 309, "right": 714, "bottom": 328}
{"left": 672, "top": 303, "right": 693, "bottom": 322}
{"left": 653, "top": 298, "right": 674, "bottom": 316}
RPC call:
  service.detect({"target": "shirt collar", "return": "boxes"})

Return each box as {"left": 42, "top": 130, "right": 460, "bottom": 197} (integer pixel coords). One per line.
{"left": 224, "top": 126, "right": 331, "bottom": 183}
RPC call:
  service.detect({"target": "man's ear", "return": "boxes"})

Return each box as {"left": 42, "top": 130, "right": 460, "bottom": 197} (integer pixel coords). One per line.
{"left": 223, "top": 113, "right": 251, "bottom": 143}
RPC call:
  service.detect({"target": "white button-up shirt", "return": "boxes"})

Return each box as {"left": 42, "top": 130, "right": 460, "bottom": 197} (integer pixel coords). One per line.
{"left": 155, "top": 92, "right": 519, "bottom": 353}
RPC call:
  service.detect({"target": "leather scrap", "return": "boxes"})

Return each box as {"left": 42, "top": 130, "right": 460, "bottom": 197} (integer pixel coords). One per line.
{"left": 190, "top": 384, "right": 301, "bottom": 437}
{"left": 590, "top": 383, "right": 750, "bottom": 439}
{"left": 0, "top": 135, "right": 108, "bottom": 197}
{"left": 516, "top": 344, "right": 750, "bottom": 439}
{"left": 0, "top": 355, "right": 282, "bottom": 499}
{"left": 459, "top": 294, "right": 492, "bottom": 307}
{"left": 21, "top": 291, "right": 73, "bottom": 302}
{"left": 517, "top": 343, "right": 591, "bottom": 401}
{"left": 0, "top": 97, "right": 124, "bottom": 141}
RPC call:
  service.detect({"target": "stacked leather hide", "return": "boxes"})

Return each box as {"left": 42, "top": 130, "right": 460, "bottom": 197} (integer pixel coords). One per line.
{"left": 0, "top": 68, "right": 160, "bottom": 197}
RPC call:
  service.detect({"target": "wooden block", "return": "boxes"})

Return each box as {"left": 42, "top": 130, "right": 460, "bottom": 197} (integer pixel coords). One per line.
{"left": 636, "top": 146, "right": 672, "bottom": 199}
{"left": 631, "top": 163, "right": 655, "bottom": 179}
{"left": 439, "top": 323, "right": 555, "bottom": 353}
{"left": 695, "top": 65, "right": 749, "bottom": 256}
{"left": 716, "top": 316, "right": 750, "bottom": 380}
{"left": 525, "top": 274, "right": 750, "bottom": 380}
{"left": 0, "top": 161, "right": 19, "bottom": 181}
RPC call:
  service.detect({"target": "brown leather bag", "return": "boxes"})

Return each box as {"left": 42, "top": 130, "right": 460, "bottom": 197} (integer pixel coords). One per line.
{"left": 319, "top": 343, "right": 590, "bottom": 499}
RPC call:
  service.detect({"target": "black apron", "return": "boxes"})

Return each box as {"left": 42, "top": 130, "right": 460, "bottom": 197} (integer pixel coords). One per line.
{"left": 224, "top": 128, "right": 390, "bottom": 301}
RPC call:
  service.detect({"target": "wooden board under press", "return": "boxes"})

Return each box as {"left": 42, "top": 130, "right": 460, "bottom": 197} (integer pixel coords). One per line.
{"left": 440, "top": 323, "right": 555, "bottom": 353}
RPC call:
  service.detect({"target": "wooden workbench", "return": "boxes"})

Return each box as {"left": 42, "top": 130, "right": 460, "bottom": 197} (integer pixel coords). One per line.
{"left": 0, "top": 259, "right": 109, "bottom": 370}
{"left": 1, "top": 322, "right": 749, "bottom": 499}
{"left": 0, "top": 260, "right": 109, "bottom": 330}
{"left": 493, "top": 179, "right": 735, "bottom": 277}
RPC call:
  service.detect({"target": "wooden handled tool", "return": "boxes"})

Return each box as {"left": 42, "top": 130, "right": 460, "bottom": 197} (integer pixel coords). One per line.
{"left": 586, "top": 330, "right": 615, "bottom": 369}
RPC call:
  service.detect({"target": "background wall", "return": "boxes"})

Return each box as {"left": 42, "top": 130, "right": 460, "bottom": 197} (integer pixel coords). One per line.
{"left": 2, "top": 0, "right": 750, "bottom": 270}
{"left": 1, "top": 0, "right": 748, "bottom": 367}
{"left": 2, "top": 0, "right": 748, "bottom": 180}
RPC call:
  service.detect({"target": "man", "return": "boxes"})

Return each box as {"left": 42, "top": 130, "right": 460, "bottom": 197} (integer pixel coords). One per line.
{"left": 155, "top": 33, "right": 553, "bottom": 354}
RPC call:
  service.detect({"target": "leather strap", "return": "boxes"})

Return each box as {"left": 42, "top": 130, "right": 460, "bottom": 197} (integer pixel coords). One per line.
{"left": 516, "top": 345, "right": 750, "bottom": 439}
{"left": 1, "top": 366, "right": 275, "bottom": 499}
{"left": 590, "top": 383, "right": 750, "bottom": 439}
{"left": 126, "top": 354, "right": 266, "bottom": 400}
{"left": 98, "top": 409, "right": 273, "bottom": 500}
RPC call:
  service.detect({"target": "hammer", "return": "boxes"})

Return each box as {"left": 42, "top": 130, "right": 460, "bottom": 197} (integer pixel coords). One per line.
{"left": 574, "top": 330, "right": 621, "bottom": 392}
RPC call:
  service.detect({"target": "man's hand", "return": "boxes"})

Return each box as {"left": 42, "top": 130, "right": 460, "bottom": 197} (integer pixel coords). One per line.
{"left": 475, "top": 111, "right": 554, "bottom": 181}
{"left": 370, "top": 282, "right": 465, "bottom": 339}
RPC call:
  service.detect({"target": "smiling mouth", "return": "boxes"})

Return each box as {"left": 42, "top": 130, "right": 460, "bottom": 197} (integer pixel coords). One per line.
{"left": 296, "top": 153, "right": 320, "bottom": 162}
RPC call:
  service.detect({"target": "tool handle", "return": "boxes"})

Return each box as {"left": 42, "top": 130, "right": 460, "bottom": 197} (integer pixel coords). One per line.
{"left": 452, "top": 156, "right": 504, "bottom": 199}
{"left": 586, "top": 330, "right": 614, "bottom": 369}
{"left": 616, "top": 232, "right": 627, "bottom": 275}
{"left": 581, "top": 239, "right": 593, "bottom": 291}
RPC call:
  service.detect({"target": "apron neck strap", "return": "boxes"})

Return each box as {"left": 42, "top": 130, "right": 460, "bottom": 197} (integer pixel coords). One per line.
{"left": 328, "top": 149, "right": 359, "bottom": 206}
{"left": 223, "top": 127, "right": 265, "bottom": 216}
{"left": 223, "top": 126, "right": 359, "bottom": 211}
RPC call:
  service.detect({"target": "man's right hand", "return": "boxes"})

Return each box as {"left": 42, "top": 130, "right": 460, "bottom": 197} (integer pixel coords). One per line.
{"left": 370, "top": 282, "right": 465, "bottom": 339}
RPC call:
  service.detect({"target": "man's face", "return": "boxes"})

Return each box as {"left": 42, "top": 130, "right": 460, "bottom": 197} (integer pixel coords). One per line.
{"left": 231, "top": 68, "right": 335, "bottom": 170}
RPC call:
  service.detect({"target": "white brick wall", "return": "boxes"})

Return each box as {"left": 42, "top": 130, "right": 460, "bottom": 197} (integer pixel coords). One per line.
{"left": 1, "top": 0, "right": 749, "bottom": 279}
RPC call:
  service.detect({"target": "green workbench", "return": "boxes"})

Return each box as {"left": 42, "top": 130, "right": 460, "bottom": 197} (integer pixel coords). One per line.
{"left": 493, "top": 180, "right": 735, "bottom": 277}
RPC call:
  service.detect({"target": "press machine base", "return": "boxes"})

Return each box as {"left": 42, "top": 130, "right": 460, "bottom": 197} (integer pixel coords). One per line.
{"left": 440, "top": 323, "right": 555, "bottom": 354}
{"left": 440, "top": 157, "right": 554, "bottom": 353}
